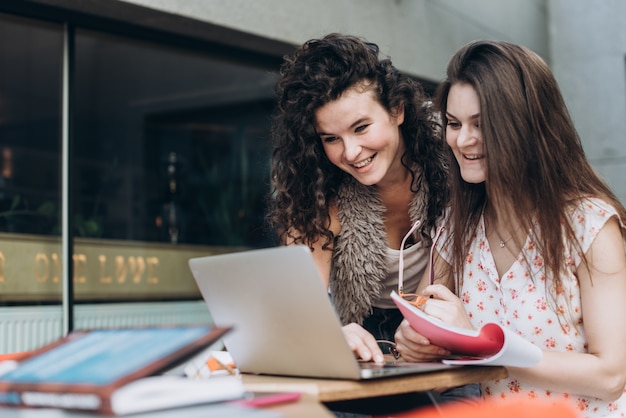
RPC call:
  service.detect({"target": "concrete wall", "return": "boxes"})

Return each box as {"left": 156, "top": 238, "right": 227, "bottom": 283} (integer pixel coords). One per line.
{"left": 69, "top": 0, "right": 626, "bottom": 203}
{"left": 119, "top": 0, "right": 548, "bottom": 83}
{"left": 549, "top": 0, "right": 626, "bottom": 203}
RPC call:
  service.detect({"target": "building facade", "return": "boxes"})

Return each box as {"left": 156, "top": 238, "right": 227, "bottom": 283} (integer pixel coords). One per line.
{"left": 0, "top": 0, "right": 622, "bottom": 353}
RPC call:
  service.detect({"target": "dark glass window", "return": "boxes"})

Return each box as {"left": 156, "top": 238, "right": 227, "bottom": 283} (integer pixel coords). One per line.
{"left": 74, "top": 30, "right": 277, "bottom": 247}
{"left": 0, "top": 13, "right": 63, "bottom": 235}
{"left": 0, "top": 8, "right": 280, "bottom": 352}
{"left": 0, "top": 16, "right": 280, "bottom": 308}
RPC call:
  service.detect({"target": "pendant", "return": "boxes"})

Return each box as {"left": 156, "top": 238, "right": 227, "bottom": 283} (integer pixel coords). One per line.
{"left": 499, "top": 241, "right": 505, "bottom": 248}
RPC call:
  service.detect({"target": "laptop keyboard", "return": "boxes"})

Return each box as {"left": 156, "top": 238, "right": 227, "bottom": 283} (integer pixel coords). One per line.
{"left": 359, "top": 361, "right": 443, "bottom": 369}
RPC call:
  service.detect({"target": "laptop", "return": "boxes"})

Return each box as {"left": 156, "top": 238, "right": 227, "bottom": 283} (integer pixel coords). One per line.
{"left": 188, "top": 245, "right": 458, "bottom": 380}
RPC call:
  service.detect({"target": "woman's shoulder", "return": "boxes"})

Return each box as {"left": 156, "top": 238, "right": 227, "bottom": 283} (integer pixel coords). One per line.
{"left": 328, "top": 202, "right": 342, "bottom": 236}
{"left": 567, "top": 196, "right": 621, "bottom": 222}
{"left": 566, "top": 196, "right": 624, "bottom": 245}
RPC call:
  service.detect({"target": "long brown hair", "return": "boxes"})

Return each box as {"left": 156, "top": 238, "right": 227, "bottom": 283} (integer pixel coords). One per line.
{"left": 435, "top": 40, "right": 626, "bottom": 286}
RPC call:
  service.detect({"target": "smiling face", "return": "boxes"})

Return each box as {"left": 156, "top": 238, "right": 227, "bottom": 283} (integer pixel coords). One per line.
{"left": 314, "top": 84, "right": 405, "bottom": 187}
{"left": 445, "top": 83, "right": 486, "bottom": 184}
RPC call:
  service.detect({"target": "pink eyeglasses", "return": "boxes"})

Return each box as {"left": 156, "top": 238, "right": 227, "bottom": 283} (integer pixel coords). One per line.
{"left": 375, "top": 222, "right": 445, "bottom": 361}
{"left": 397, "top": 220, "right": 445, "bottom": 310}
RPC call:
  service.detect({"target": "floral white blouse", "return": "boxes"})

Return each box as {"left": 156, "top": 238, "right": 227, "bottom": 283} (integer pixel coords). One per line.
{"left": 440, "top": 198, "right": 626, "bottom": 417}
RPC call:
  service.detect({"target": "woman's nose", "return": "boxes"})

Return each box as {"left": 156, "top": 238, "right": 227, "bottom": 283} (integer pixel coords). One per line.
{"left": 457, "top": 126, "right": 478, "bottom": 147}
{"left": 343, "top": 137, "right": 362, "bottom": 161}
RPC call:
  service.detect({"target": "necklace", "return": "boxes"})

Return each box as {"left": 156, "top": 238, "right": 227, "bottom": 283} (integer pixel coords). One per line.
{"left": 494, "top": 224, "right": 523, "bottom": 249}
{"left": 498, "top": 234, "right": 514, "bottom": 248}
{"left": 485, "top": 213, "right": 525, "bottom": 250}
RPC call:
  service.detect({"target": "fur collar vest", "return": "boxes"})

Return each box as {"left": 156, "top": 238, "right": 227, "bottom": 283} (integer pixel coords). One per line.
{"left": 329, "top": 175, "right": 428, "bottom": 325}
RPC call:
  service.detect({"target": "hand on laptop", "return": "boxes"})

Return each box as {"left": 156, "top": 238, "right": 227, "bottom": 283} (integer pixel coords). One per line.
{"left": 342, "top": 323, "right": 386, "bottom": 364}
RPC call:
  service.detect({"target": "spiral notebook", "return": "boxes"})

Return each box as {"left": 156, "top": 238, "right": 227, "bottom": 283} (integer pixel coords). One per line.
{"left": 189, "top": 245, "right": 457, "bottom": 380}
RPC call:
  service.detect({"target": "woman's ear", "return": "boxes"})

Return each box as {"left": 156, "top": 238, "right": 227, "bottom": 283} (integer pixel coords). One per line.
{"left": 394, "top": 103, "right": 405, "bottom": 126}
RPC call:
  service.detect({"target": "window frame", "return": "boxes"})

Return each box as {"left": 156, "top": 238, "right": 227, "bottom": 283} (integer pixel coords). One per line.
{"left": 0, "top": 1, "right": 291, "bottom": 335}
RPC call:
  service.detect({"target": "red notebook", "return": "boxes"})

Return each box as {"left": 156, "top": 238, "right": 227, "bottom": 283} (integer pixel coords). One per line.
{"left": 391, "top": 291, "right": 542, "bottom": 367}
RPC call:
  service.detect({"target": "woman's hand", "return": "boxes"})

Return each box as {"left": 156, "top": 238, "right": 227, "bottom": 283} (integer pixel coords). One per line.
{"left": 342, "top": 323, "right": 385, "bottom": 364}
{"left": 394, "top": 319, "right": 450, "bottom": 361}
{"left": 419, "top": 284, "right": 474, "bottom": 330}
{"left": 394, "top": 284, "right": 474, "bottom": 361}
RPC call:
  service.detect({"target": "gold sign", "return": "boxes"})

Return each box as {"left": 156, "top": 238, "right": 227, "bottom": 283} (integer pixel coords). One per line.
{"left": 0, "top": 233, "right": 247, "bottom": 302}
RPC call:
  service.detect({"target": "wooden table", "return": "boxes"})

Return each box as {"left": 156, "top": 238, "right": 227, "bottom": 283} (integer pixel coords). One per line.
{"left": 244, "top": 365, "right": 507, "bottom": 417}
{"left": 0, "top": 367, "right": 506, "bottom": 418}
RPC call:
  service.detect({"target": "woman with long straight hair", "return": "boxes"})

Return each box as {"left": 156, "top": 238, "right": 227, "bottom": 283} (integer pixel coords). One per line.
{"left": 395, "top": 40, "right": 626, "bottom": 417}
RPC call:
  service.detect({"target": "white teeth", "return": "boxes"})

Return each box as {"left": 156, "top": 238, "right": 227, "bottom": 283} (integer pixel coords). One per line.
{"left": 353, "top": 157, "right": 373, "bottom": 168}
{"left": 464, "top": 154, "right": 483, "bottom": 160}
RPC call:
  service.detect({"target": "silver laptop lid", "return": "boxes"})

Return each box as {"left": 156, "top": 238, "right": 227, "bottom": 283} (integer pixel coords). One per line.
{"left": 189, "top": 245, "right": 364, "bottom": 379}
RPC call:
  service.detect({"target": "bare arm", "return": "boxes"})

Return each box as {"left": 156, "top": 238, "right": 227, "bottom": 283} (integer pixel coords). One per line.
{"left": 287, "top": 204, "right": 386, "bottom": 363}
{"left": 400, "top": 218, "right": 626, "bottom": 400}
{"left": 510, "top": 217, "right": 626, "bottom": 401}
{"left": 285, "top": 204, "right": 340, "bottom": 290}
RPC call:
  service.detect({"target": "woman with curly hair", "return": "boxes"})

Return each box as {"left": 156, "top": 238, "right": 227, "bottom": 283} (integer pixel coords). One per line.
{"left": 266, "top": 33, "right": 452, "bottom": 366}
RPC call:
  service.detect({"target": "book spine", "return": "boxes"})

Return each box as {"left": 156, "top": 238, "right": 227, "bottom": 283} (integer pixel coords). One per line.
{"left": 0, "top": 390, "right": 111, "bottom": 415}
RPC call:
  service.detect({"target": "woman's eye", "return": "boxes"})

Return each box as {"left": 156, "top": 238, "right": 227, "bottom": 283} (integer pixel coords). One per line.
{"left": 322, "top": 136, "right": 338, "bottom": 143}
{"left": 355, "top": 124, "right": 370, "bottom": 133}
{"left": 446, "top": 121, "right": 460, "bottom": 129}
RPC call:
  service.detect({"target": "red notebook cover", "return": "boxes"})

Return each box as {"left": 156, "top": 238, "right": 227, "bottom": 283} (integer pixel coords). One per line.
{"left": 391, "top": 291, "right": 542, "bottom": 367}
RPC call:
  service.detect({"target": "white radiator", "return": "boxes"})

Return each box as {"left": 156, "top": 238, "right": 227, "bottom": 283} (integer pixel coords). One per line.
{"left": 0, "top": 301, "right": 212, "bottom": 353}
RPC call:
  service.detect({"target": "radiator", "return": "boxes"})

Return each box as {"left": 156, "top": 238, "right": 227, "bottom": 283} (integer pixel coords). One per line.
{"left": 0, "top": 301, "right": 212, "bottom": 353}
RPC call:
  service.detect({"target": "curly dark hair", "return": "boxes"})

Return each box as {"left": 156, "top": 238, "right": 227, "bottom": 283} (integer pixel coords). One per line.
{"left": 266, "top": 33, "right": 448, "bottom": 249}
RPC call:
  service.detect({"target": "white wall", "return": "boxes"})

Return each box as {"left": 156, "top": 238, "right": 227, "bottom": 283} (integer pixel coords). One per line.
{"left": 119, "top": 0, "right": 547, "bottom": 82}
{"left": 119, "top": 0, "right": 626, "bottom": 204}
{"left": 549, "top": 0, "right": 626, "bottom": 203}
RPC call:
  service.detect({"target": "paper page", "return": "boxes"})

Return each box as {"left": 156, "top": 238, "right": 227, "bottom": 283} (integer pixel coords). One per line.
{"left": 111, "top": 375, "right": 245, "bottom": 415}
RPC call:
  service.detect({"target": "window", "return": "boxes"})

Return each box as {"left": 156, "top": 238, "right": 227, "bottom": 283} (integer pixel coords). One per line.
{"left": 74, "top": 29, "right": 277, "bottom": 248}
{"left": 0, "top": 10, "right": 279, "bottom": 353}
{"left": 71, "top": 29, "right": 277, "bottom": 303}
{"left": 0, "top": 13, "right": 63, "bottom": 302}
